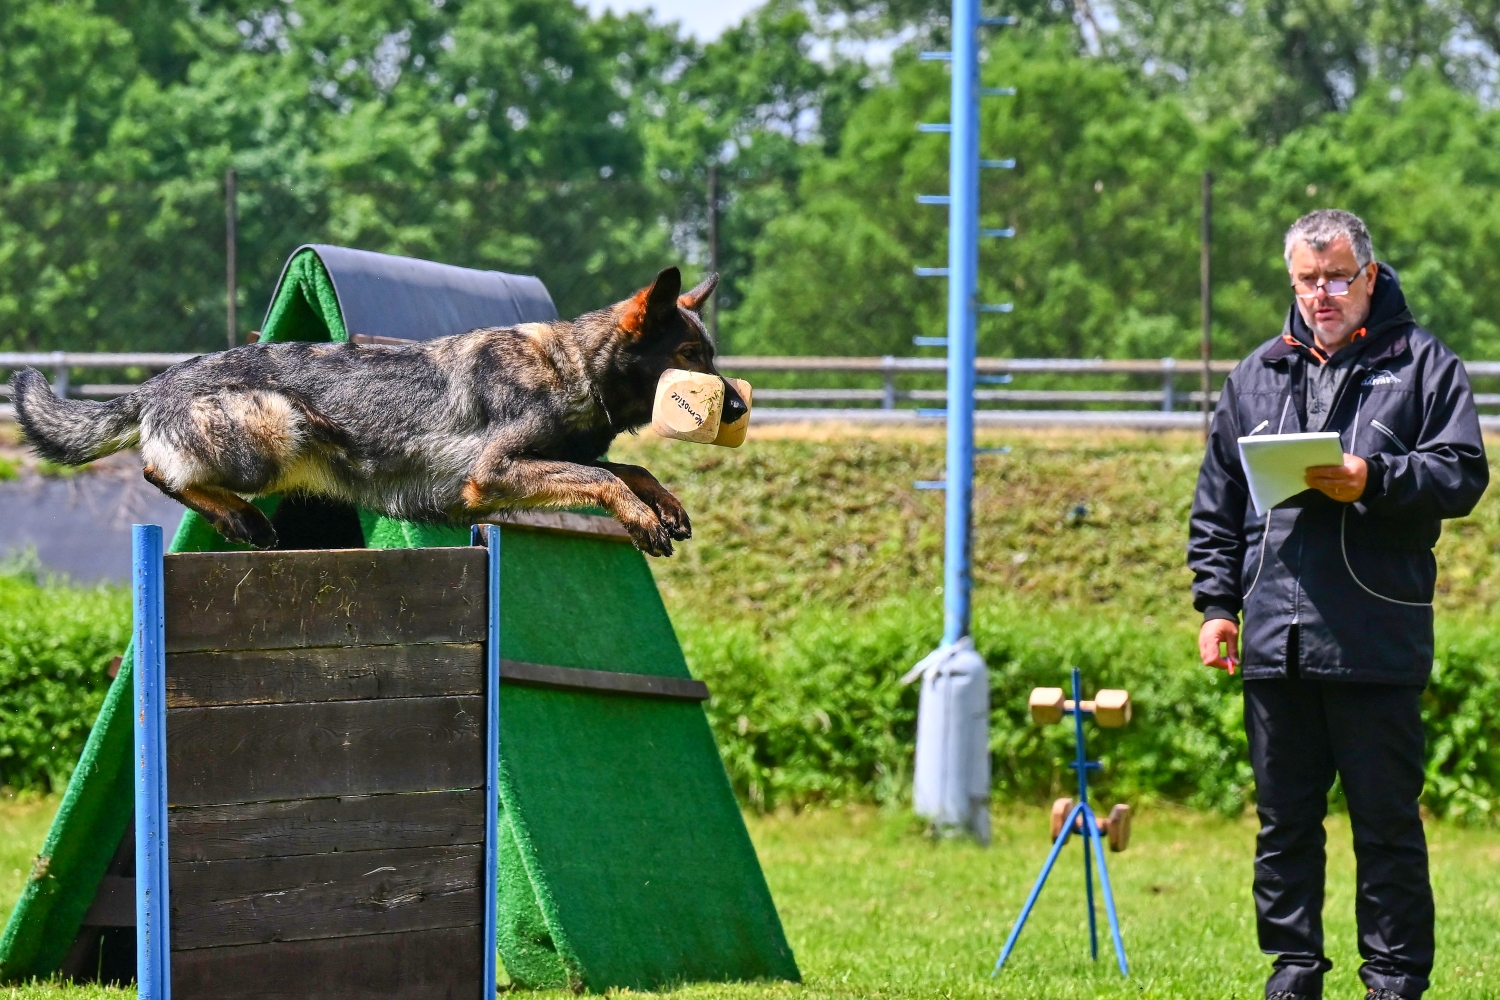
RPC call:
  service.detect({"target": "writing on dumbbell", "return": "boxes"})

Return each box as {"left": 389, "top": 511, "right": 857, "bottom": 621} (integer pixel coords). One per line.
{"left": 669, "top": 391, "right": 706, "bottom": 426}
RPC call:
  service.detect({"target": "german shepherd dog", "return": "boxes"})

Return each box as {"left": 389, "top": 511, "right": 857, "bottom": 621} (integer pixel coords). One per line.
{"left": 9, "top": 267, "right": 744, "bottom": 556}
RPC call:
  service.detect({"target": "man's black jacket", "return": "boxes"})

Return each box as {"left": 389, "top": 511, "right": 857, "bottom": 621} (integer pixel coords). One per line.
{"left": 1188, "top": 264, "right": 1489, "bottom": 684}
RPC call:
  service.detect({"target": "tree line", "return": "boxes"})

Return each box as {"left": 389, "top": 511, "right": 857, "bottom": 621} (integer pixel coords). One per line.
{"left": 5, "top": 0, "right": 1500, "bottom": 359}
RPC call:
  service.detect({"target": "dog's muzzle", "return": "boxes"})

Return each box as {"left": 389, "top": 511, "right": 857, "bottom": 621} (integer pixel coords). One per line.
{"left": 721, "top": 379, "right": 748, "bottom": 424}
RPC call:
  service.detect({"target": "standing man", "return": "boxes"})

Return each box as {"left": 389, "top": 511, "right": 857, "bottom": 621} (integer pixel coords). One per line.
{"left": 1188, "top": 210, "right": 1488, "bottom": 1000}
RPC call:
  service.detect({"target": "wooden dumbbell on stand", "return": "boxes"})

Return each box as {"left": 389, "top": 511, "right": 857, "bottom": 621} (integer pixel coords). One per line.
{"left": 1048, "top": 798, "right": 1132, "bottom": 852}
{"left": 993, "top": 669, "right": 1134, "bottom": 976}
{"left": 1028, "top": 686, "right": 1132, "bottom": 728}
{"left": 1030, "top": 685, "right": 1132, "bottom": 852}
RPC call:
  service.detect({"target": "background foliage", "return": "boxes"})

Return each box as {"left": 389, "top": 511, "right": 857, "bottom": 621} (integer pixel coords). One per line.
{"left": 0, "top": 561, "right": 127, "bottom": 793}
{"left": 9, "top": 0, "right": 1500, "bottom": 357}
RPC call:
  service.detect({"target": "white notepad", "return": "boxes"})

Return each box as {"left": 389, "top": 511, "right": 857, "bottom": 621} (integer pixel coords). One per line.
{"left": 1237, "top": 432, "right": 1344, "bottom": 515}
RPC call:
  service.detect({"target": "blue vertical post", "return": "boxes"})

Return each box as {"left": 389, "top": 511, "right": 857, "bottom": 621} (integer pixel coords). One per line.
{"left": 132, "top": 524, "right": 170, "bottom": 1000}
{"left": 1071, "top": 668, "right": 1098, "bottom": 959}
{"left": 475, "top": 524, "right": 501, "bottom": 999}
{"left": 944, "top": 0, "right": 980, "bottom": 645}
{"left": 1088, "top": 817, "right": 1130, "bottom": 975}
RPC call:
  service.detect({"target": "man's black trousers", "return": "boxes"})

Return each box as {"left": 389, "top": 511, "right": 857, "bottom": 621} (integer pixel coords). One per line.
{"left": 1244, "top": 675, "right": 1433, "bottom": 999}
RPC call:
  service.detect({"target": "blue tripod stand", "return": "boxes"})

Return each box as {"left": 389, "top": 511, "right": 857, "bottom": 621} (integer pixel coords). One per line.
{"left": 992, "top": 668, "right": 1129, "bottom": 976}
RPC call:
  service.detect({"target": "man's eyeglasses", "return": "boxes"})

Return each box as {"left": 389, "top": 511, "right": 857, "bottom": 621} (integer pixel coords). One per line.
{"left": 1292, "top": 275, "right": 1361, "bottom": 299}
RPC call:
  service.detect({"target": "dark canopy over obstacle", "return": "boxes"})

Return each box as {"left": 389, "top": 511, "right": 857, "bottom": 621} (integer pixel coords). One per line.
{"left": 0, "top": 247, "right": 797, "bottom": 993}
{"left": 267, "top": 244, "right": 556, "bottom": 344}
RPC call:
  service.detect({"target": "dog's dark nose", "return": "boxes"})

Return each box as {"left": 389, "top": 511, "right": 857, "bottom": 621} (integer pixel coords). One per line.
{"left": 721, "top": 379, "right": 748, "bottom": 423}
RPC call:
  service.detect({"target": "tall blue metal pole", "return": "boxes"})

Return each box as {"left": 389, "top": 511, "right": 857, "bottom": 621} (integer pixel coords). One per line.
{"left": 475, "top": 524, "right": 501, "bottom": 1000}
{"left": 943, "top": 0, "right": 980, "bottom": 645}
{"left": 133, "top": 524, "right": 170, "bottom": 1000}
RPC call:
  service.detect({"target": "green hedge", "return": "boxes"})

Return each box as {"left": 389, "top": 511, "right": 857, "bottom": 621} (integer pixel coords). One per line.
{"left": 680, "top": 593, "right": 1500, "bottom": 823}
{"left": 0, "top": 565, "right": 128, "bottom": 793}
{"left": 0, "top": 565, "right": 1494, "bottom": 822}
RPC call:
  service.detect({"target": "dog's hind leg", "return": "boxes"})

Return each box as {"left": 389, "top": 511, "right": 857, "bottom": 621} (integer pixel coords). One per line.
{"left": 143, "top": 465, "right": 279, "bottom": 549}
{"left": 459, "top": 454, "right": 676, "bottom": 556}
{"left": 592, "top": 461, "right": 690, "bottom": 541}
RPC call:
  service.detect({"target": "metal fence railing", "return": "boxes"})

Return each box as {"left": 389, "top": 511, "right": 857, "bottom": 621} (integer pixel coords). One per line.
{"left": 6, "top": 353, "right": 1500, "bottom": 427}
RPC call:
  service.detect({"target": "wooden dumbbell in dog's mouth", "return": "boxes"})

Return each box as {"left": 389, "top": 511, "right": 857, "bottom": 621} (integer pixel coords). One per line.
{"left": 652, "top": 370, "right": 753, "bottom": 447}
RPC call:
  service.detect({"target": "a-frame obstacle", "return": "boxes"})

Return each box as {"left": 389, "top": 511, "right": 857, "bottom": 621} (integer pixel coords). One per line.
{"left": 0, "top": 247, "right": 798, "bottom": 994}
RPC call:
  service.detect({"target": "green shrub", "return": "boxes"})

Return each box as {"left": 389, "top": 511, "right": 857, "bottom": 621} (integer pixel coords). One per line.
{"left": 0, "top": 537, "right": 1492, "bottom": 823}
{"left": 0, "top": 566, "right": 128, "bottom": 792}
{"left": 680, "top": 593, "right": 1250, "bottom": 814}
{"left": 1424, "top": 628, "right": 1500, "bottom": 823}
{"left": 682, "top": 593, "right": 1500, "bottom": 822}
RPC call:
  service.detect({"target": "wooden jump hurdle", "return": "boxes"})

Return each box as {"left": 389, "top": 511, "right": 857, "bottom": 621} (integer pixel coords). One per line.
{"left": 129, "top": 524, "right": 502, "bottom": 999}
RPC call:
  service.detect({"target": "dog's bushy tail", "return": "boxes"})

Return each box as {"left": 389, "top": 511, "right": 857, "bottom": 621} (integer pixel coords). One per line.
{"left": 9, "top": 368, "right": 142, "bottom": 465}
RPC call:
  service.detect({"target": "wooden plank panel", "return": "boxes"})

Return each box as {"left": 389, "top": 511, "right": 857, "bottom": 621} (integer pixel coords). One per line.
{"left": 170, "top": 845, "right": 483, "bottom": 951}
{"left": 166, "top": 643, "right": 483, "bottom": 708}
{"left": 172, "top": 926, "right": 483, "bottom": 1000}
{"left": 502, "top": 658, "right": 709, "bottom": 701}
{"left": 163, "top": 548, "right": 487, "bottom": 653}
{"left": 482, "top": 508, "right": 631, "bottom": 541}
{"left": 167, "top": 697, "right": 483, "bottom": 806}
{"left": 170, "top": 790, "right": 485, "bottom": 862}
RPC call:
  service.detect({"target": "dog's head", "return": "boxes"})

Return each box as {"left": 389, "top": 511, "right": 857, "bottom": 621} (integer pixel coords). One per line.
{"left": 607, "top": 266, "right": 747, "bottom": 427}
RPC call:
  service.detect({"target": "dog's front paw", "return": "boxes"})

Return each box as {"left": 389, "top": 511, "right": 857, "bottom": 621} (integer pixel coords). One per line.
{"left": 648, "top": 492, "right": 692, "bottom": 541}
{"left": 620, "top": 509, "right": 674, "bottom": 557}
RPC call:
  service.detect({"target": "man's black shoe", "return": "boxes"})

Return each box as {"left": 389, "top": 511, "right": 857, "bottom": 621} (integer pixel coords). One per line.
{"left": 1266, "top": 993, "right": 1310, "bottom": 1000}
{"left": 1366, "top": 991, "right": 1409, "bottom": 1000}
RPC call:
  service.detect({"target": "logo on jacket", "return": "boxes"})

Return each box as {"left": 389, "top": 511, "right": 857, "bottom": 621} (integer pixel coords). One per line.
{"left": 1362, "top": 369, "right": 1402, "bottom": 387}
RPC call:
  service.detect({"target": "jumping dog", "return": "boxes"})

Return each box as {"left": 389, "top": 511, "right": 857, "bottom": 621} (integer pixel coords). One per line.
{"left": 10, "top": 267, "right": 744, "bottom": 556}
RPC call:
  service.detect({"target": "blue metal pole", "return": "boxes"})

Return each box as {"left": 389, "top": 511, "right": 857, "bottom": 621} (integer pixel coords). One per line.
{"left": 1081, "top": 802, "right": 1099, "bottom": 960}
{"left": 991, "top": 800, "right": 1086, "bottom": 974}
{"left": 1071, "top": 669, "right": 1088, "bottom": 802}
{"left": 475, "top": 525, "right": 502, "bottom": 999}
{"left": 943, "top": 0, "right": 980, "bottom": 645}
{"left": 1070, "top": 669, "right": 1097, "bottom": 959}
{"left": 1087, "top": 814, "right": 1130, "bottom": 975}
{"left": 133, "top": 524, "right": 170, "bottom": 1000}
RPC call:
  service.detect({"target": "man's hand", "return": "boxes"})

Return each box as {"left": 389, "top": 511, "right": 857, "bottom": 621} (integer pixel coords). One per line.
{"left": 1305, "top": 452, "right": 1367, "bottom": 503}
{"left": 1199, "top": 618, "right": 1239, "bottom": 675}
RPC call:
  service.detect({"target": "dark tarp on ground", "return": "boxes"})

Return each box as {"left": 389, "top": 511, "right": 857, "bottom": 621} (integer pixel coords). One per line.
{"left": 0, "top": 469, "right": 185, "bottom": 583}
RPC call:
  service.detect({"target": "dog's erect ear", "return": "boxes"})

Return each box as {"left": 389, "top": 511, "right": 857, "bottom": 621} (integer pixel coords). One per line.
{"left": 678, "top": 273, "right": 719, "bottom": 313}
{"left": 620, "top": 267, "right": 684, "bottom": 338}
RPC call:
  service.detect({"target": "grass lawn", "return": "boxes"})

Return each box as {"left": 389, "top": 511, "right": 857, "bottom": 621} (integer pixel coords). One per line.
{"left": 0, "top": 797, "right": 125, "bottom": 998}
{"left": 0, "top": 798, "right": 1494, "bottom": 998}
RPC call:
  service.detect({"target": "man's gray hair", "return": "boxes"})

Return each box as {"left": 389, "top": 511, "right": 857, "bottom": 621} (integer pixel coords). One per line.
{"left": 1284, "top": 209, "right": 1375, "bottom": 269}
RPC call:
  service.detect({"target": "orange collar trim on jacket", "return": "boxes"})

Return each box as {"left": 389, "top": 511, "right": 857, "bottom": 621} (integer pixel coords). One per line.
{"left": 1282, "top": 326, "right": 1366, "bottom": 365}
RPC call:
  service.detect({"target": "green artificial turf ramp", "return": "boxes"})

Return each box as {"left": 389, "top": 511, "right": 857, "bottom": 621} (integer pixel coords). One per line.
{"left": 0, "top": 246, "right": 796, "bottom": 990}
{"left": 493, "top": 529, "right": 799, "bottom": 990}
